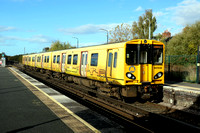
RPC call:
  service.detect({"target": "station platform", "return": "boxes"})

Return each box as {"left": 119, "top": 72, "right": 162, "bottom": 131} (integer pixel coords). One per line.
{"left": 0, "top": 67, "right": 100, "bottom": 133}
{"left": 165, "top": 81, "right": 200, "bottom": 93}
{"left": 163, "top": 81, "right": 200, "bottom": 110}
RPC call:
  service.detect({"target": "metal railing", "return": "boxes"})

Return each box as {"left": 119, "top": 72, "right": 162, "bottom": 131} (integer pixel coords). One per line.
{"left": 165, "top": 55, "right": 199, "bottom": 83}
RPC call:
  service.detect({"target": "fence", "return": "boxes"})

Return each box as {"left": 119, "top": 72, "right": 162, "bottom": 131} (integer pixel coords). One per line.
{"left": 165, "top": 55, "right": 199, "bottom": 83}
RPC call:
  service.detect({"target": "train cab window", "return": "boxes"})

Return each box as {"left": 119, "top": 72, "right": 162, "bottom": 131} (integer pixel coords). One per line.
{"left": 73, "top": 54, "right": 78, "bottom": 65}
{"left": 140, "top": 44, "right": 153, "bottom": 64}
{"left": 53, "top": 55, "right": 56, "bottom": 63}
{"left": 153, "top": 45, "right": 163, "bottom": 65}
{"left": 108, "top": 53, "right": 113, "bottom": 67}
{"left": 126, "top": 44, "right": 138, "bottom": 65}
{"left": 67, "top": 55, "right": 72, "bottom": 64}
{"left": 57, "top": 55, "right": 60, "bottom": 64}
{"left": 47, "top": 56, "right": 49, "bottom": 63}
{"left": 29, "top": 57, "right": 31, "bottom": 62}
{"left": 91, "top": 53, "right": 98, "bottom": 66}
{"left": 114, "top": 52, "right": 117, "bottom": 68}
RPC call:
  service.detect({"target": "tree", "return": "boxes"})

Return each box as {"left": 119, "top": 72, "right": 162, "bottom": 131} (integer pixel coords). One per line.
{"left": 132, "top": 9, "right": 157, "bottom": 39}
{"left": 154, "top": 33, "right": 163, "bottom": 41}
{"left": 109, "top": 23, "right": 132, "bottom": 43}
{"left": 48, "top": 40, "right": 74, "bottom": 51}
{"left": 166, "top": 21, "right": 200, "bottom": 55}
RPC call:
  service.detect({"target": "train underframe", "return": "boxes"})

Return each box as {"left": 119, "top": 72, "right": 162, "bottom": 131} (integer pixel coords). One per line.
{"left": 24, "top": 66, "right": 163, "bottom": 102}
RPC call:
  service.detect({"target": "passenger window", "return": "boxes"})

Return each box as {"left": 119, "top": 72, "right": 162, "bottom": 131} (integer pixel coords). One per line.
{"left": 53, "top": 55, "right": 56, "bottom": 63}
{"left": 47, "top": 56, "right": 49, "bottom": 63}
{"left": 37, "top": 56, "right": 41, "bottom": 62}
{"left": 44, "top": 56, "right": 47, "bottom": 63}
{"left": 114, "top": 52, "right": 117, "bottom": 68}
{"left": 32, "top": 57, "right": 35, "bottom": 62}
{"left": 86, "top": 54, "right": 88, "bottom": 65}
{"left": 67, "top": 55, "right": 72, "bottom": 64}
{"left": 73, "top": 54, "right": 78, "bottom": 65}
{"left": 81, "top": 54, "right": 85, "bottom": 65}
{"left": 62, "top": 55, "right": 66, "bottom": 64}
{"left": 91, "top": 53, "right": 98, "bottom": 66}
{"left": 57, "top": 55, "right": 60, "bottom": 63}
{"left": 108, "top": 53, "right": 113, "bottom": 67}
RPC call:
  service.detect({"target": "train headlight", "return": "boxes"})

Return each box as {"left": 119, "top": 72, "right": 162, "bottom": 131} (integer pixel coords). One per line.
{"left": 154, "top": 72, "right": 163, "bottom": 79}
{"left": 127, "top": 73, "right": 132, "bottom": 78}
{"left": 126, "top": 72, "right": 136, "bottom": 80}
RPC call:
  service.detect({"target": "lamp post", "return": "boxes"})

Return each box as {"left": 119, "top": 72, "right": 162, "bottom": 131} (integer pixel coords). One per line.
{"left": 100, "top": 29, "right": 109, "bottom": 44}
{"left": 73, "top": 37, "right": 79, "bottom": 48}
{"left": 143, "top": 18, "right": 151, "bottom": 40}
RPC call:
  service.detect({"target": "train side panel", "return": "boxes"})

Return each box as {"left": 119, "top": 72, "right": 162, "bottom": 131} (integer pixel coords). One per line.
{"left": 52, "top": 51, "right": 62, "bottom": 72}
{"left": 35, "top": 54, "right": 42, "bottom": 68}
{"left": 30, "top": 54, "right": 36, "bottom": 67}
{"left": 87, "top": 49, "right": 106, "bottom": 82}
{"left": 43, "top": 52, "right": 52, "bottom": 70}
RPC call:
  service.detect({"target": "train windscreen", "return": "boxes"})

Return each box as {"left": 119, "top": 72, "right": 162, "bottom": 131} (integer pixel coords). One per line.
{"left": 126, "top": 44, "right": 163, "bottom": 65}
{"left": 126, "top": 44, "right": 138, "bottom": 65}
{"left": 153, "top": 45, "right": 163, "bottom": 65}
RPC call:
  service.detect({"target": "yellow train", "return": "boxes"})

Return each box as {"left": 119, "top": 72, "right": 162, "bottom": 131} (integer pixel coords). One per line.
{"left": 23, "top": 39, "right": 165, "bottom": 101}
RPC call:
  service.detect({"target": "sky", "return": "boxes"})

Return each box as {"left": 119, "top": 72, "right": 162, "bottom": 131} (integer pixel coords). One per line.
{"left": 1, "top": 0, "right": 200, "bottom": 56}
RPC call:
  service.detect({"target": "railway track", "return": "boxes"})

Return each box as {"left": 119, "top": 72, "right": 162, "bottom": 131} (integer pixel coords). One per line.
{"left": 16, "top": 65, "right": 200, "bottom": 132}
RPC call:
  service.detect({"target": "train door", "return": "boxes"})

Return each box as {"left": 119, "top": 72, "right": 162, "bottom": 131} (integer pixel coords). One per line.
{"left": 106, "top": 49, "right": 113, "bottom": 80}
{"left": 61, "top": 53, "right": 66, "bottom": 72}
{"left": 106, "top": 49, "right": 119, "bottom": 81}
{"left": 141, "top": 64, "right": 148, "bottom": 82}
{"left": 81, "top": 52, "right": 88, "bottom": 77}
{"left": 140, "top": 48, "right": 149, "bottom": 82}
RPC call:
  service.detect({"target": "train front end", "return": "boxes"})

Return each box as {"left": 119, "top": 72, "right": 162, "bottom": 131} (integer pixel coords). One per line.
{"left": 124, "top": 39, "right": 164, "bottom": 100}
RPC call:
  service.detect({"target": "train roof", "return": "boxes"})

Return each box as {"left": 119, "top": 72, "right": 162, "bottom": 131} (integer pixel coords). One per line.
{"left": 23, "top": 39, "right": 164, "bottom": 56}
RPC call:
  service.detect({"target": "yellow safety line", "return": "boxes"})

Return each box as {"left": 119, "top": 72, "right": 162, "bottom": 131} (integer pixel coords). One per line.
{"left": 9, "top": 67, "right": 100, "bottom": 133}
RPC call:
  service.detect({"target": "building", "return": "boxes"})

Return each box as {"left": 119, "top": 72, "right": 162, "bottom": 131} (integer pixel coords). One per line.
{"left": 162, "top": 30, "right": 171, "bottom": 38}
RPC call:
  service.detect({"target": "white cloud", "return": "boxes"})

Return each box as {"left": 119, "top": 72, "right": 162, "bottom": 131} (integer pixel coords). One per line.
{"left": 79, "top": 42, "right": 102, "bottom": 47}
{"left": 11, "top": 0, "right": 42, "bottom": 2}
{"left": 0, "top": 34, "right": 52, "bottom": 44}
{"left": 0, "top": 26, "right": 16, "bottom": 32}
{"left": 166, "top": 0, "right": 200, "bottom": 25}
{"left": 58, "top": 23, "right": 119, "bottom": 35}
{"left": 26, "top": 35, "right": 52, "bottom": 43}
{"left": 153, "top": 11, "right": 168, "bottom": 17}
{"left": 135, "top": 6, "right": 143, "bottom": 11}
